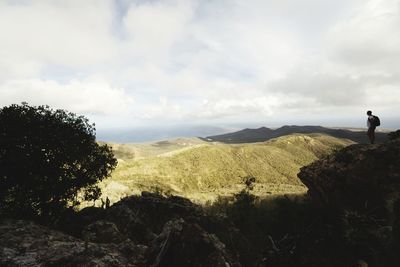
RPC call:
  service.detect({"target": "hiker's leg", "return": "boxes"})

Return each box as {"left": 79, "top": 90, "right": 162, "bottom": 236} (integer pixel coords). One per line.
{"left": 367, "top": 128, "right": 373, "bottom": 144}
{"left": 371, "top": 128, "right": 375, "bottom": 144}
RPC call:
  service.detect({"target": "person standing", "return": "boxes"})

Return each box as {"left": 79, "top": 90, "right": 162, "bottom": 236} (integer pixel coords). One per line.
{"left": 366, "top": 110, "right": 380, "bottom": 144}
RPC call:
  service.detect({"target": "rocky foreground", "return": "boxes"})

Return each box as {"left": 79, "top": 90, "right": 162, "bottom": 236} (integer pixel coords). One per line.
{"left": 299, "top": 136, "right": 400, "bottom": 212}
{"left": 1, "top": 132, "right": 400, "bottom": 266}
{"left": 0, "top": 193, "right": 248, "bottom": 266}
{"left": 298, "top": 134, "right": 400, "bottom": 266}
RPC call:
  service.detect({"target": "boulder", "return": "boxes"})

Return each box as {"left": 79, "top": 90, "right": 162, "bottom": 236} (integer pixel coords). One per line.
{"left": 0, "top": 219, "right": 146, "bottom": 266}
{"left": 147, "top": 218, "right": 241, "bottom": 267}
{"left": 1, "top": 193, "right": 250, "bottom": 266}
{"left": 297, "top": 137, "right": 400, "bottom": 266}
{"left": 82, "top": 220, "right": 126, "bottom": 244}
{"left": 105, "top": 193, "right": 252, "bottom": 264}
{"left": 298, "top": 138, "right": 400, "bottom": 214}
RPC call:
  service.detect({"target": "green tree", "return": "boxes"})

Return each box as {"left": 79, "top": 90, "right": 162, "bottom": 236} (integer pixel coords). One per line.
{"left": 0, "top": 103, "right": 117, "bottom": 219}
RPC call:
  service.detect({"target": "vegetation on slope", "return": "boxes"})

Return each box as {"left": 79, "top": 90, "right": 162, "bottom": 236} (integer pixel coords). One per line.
{"left": 103, "top": 137, "right": 207, "bottom": 160}
{"left": 206, "top": 132, "right": 400, "bottom": 266}
{"left": 96, "top": 134, "right": 353, "bottom": 204}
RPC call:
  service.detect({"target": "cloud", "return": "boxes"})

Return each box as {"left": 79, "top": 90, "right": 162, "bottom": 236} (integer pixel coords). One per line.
{"left": 327, "top": 0, "right": 400, "bottom": 72}
{"left": 0, "top": 0, "right": 399, "bottom": 129}
{"left": 0, "top": 79, "right": 134, "bottom": 115}
{"left": 269, "top": 71, "right": 366, "bottom": 107}
{"left": 140, "top": 96, "right": 183, "bottom": 119}
{"left": 0, "top": 0, "right": 116, "bottom": 80}
{"left": 123, "top": 0, "right": 194, "bottom": 56}
{"left": 261, "top": 0, "right": 400, "bottom": 117}
{"left": 196, "top": 96, "right": 280, "bottom": 119}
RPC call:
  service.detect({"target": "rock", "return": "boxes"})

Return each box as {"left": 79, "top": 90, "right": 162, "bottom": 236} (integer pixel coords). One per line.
{"left": 0, "top": 219, "right": 145, "bottom": 266}
{"left": 147, "top": 218, "right": 241, "bottom": 267}
{"left": 57, "top": 206, "right": 107, "bottom": 237}
{"left": 357, "top": 259, "right": 368, "bottom": 267}
{"left": 79, "top": 206, "right": 107, "bottom": 225}
{"left": 104, "top": 193, "right": 251, "bottom": 264}
{"left": 1, "top": 193, "right": 250, "bottom": 266}
{"left": 104, "top": 198, "right": 157, "bottom": 244}
{"left": 297, "top": 137, "right": 400, "bottom": 267}
{"left": 298, "top": 138, "right": 400, "bottom": 214}
{"left": 82, "top": 220, "right": 126, "bottom": 244}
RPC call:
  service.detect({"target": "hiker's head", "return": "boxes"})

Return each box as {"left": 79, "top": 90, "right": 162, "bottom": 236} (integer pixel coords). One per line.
{"left": 367, "top": 110, "right": 372, "bottom": 116}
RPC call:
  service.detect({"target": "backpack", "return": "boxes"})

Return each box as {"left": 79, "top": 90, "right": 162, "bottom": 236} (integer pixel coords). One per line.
{"left": 373, "top": 115, "right": 380, "bottom": 127}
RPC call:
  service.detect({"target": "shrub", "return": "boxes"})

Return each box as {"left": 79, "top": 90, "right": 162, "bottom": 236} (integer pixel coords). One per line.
{"left": 0, "top": 103, "right": 117, "bottom": 219}
{"left": 388, "top": 130, "right": 400, "bottom": 140}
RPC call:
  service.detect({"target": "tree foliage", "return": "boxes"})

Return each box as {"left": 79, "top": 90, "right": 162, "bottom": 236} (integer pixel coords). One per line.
{"left": 0, "top": 103, "right": 117, "bottom": 218}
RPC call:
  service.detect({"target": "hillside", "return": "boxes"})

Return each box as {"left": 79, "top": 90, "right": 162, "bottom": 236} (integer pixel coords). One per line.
{"left": 3, "top": 132, "right": 400, "bottom": 267}
{"left": 95, "top": 133, "right": 353, "bottom": 204}
{"left": 204, "top": 125, "right": 388, "bottom": 144}
{"left": 103, "top": 137, "right": 207, "bottom": 161}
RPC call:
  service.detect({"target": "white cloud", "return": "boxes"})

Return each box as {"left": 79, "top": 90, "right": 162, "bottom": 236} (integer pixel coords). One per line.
{"left": 140, "top": 96, "right": 183, "bottom": 119}
{"left": 0, "top": 79, "right": 134, "bottom": 115}
{"left": 196, "top": 96, "right": 280, "bottom": 119}
{"left": 327, "top": 0, "right": 400, "bottom": 73}
{"left": 0, "top": 0, "right": 399, "bottom": 130}
{"left": 262, "top": 0, "right": 400, "bottom": 118}
{"left": 0, "top": 0, "right": 116, "bottom": 80}
{"left": 123, "top": 0, "right": 194, "bottom": 56}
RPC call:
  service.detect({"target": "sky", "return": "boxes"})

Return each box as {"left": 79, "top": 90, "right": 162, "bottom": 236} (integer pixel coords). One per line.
{"left": 0, "top": 0, "right": 399, "bottom": 140}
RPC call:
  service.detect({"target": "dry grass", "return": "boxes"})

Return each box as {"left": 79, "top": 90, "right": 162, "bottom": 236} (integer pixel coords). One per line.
{"left": 85, "top": 134, "right": 353, "bottom": 206}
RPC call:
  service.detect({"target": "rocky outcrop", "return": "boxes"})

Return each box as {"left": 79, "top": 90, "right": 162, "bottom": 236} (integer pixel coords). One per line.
{"left": 0, "top": 219, "right": 145, "bottom": 266}
{"left": 147, "top": 218, "right": 240, "bottom": 267}
{"left": 1, "top": 192, "right": 247, "bottom": 266}
{"left": 105, "top": 192, "right": 203, "bottom": 238}
{"left": 298, "top": 138, "right": 400, "bottom": 214}
{"left": 297, "top": 136, "right": 400, "bottom": 267}
{"left": 7, "top": 132, "right": 399, "bottom": 266}
{"left": 82, "top": 220, "right": 126, "bottom": 244}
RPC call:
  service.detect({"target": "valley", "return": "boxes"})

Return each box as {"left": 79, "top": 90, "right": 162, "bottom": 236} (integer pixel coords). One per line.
{"left": 93, "top": 131, "right": 354, "bottom": 205}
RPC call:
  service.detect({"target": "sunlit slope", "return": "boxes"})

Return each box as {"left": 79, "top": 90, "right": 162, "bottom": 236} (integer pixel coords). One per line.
{"left": 104, "top": 137, "right": 207, "bottom": 160}
{"left": 100, "top": 134, "right": 353, "bottom": 203}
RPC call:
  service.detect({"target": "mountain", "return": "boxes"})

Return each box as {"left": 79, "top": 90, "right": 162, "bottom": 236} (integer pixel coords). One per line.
{"left": 3, "top": 132, "right": 399, "bottom": 267}
{"left": 97, "top": 125, "right": 236, "bottom": 143}
{"left": 94, "top": 133, "right": 353, "bottom": 204}
{"left": 204, "top": 125, "right": 389, "bottom": 144}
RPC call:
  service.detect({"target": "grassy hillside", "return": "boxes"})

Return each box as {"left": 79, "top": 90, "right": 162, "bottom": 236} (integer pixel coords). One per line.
{"left": 90, "top": 134, "right": 353, "bottom": 205}
{"left": 103, "top": 137, "right": 207, "bottom": 160}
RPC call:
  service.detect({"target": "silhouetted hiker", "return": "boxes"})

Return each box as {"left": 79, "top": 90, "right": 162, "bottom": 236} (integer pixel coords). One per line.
{"left": 100, "top": 198, "right": 105, "bottom": 209}
{"left": 105, "top": 197, "right": 110, "bottom": 209}
{"left": 366, "top": 110, "right": 380, "bottom": 144}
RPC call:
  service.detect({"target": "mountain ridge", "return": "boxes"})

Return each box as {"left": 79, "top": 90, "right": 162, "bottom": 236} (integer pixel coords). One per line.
{"left": 204, "top": 125, "right": 388, "bottom": 144}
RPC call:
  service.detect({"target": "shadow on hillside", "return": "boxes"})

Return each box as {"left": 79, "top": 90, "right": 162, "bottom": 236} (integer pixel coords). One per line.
{"left": 205, "top": 191, "right": 399, "bottom": 267}
{"left": 2, "top": 190, "right": 399, "bottom": 266}
{"left": 2, "top": 122, "right": 399, "bottom": 266}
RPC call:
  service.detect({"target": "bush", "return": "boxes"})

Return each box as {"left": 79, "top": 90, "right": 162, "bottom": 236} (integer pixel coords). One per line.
{"left": 0, "top": 103, "right": 117, "bottom": 219}
{"left": 388, "top": 130, "right": 400, "bottom": 140}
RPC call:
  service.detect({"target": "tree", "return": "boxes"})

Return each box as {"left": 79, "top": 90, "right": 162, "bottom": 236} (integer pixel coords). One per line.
{"left": 0, "top": 103, "right": 117, "bottom": 219}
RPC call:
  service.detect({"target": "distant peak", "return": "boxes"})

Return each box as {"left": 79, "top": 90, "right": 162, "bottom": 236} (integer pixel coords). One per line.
{"left": 205, "top": 125, "right": 388, "bottom": 144}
